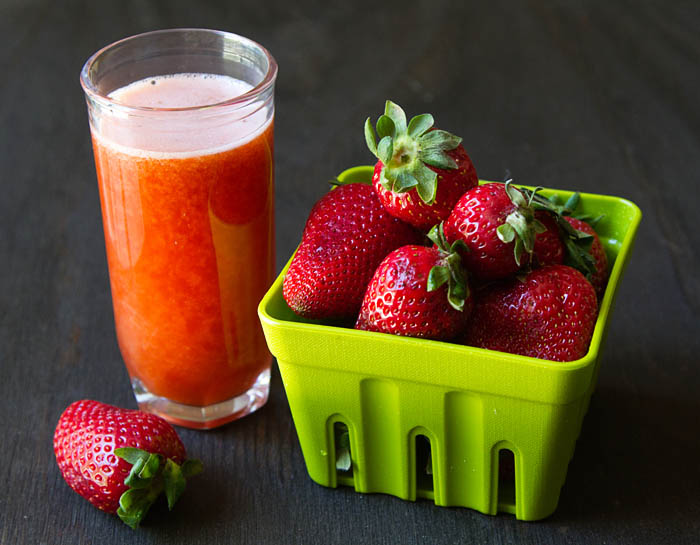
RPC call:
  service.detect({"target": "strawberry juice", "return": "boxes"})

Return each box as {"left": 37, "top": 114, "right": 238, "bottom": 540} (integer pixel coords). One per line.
{"left": 90, "top": 72, "right": 275, "bottom": 425}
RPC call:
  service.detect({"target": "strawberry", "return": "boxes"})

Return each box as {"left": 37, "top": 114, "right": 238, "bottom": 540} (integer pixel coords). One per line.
{"left": 54, "top": 400, "right": 202, "bottom": 529}
{"left": 283, "top": 182, "right": 421, "bottom": 321}
{"left": 463, "top": 264, "right": 598, "bottom": 362}
{"left": 364, "top": 100, "right": 478, "bottom": 231}
{"left": 355, "top": 225, "right": 472, "bottom": 340}
{"left": 443, "top": 181, "right": 547, "bottom": 280}
{"left": 565, "top": 216, "right": 608, "bottom": 296}
{"left": 531, "top": 210, "right": 564, "bottom": 267}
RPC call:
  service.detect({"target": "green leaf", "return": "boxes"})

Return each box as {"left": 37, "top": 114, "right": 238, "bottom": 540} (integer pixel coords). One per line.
{"left": 450, "top": 238, "right": 469, "bottom": 254}
{"left": 335, "top": 429, "right": 352, "bottom": 472}
{"left": 117, "top": 488, "right": 153, "bottom": 530}
{"left": 497, "top": 223, "right": 516, "bottom": 243}
{"left": 513, "top": 238, "right": 525, "bottom": 266}
{"left": 407, "top": 113, "right": 434, "bottom": 137}
{"left": 426, "top": 222, "right": 448, "bottom": 250}
{"left": 364, "top": 117, "right": 378, "bottom": 156}
{"left": 447, "top": 278, "right": 466, "bottom": 311}
{"left": 162, "top": 459, "right": 186, "bottom": 511}
{"left": 412, "top": 163, "right": 438, "bottom": 204}
{"left": 124, "top": 457, "right": 150, "bottom": 489}
{"left": 419, "top": 149, "right": 458, "bottom": 170}
{"left": 376, "top": 115, "right": 396, "bottom": 139}
{"left": 426, "top": 224, "right": 441, "bottom": 248}
{"left": 336, "top": 449, "right": 351, "bottom": 472}
{"left": 377, "top": 136, "right": 393, "bottom": 165}
{"left": 504, "top": 181, "right": 527, "bottom": 208}
{"left": 533, "top": 218, "right": 548, "bottom": 234}
{"left": 115, "top": 447, "right": 150, "bottom": 465}
{"left": 139, "top": 453, "right": 162, "bottom": 480}
{"left": 564, "top": 192, "right": 580, "bottom": 213}
{"left": 418, "top": 129, "right": 462, "bottom": 151}
{"left": 415, "top": 173, "right": 437, "bottom": 204}
{"left": 427, "top": 265, "right": 450, "bottom": 291}
{"left": 393, "top": 171, "right": 418, "bottom": 192}
{"left": 119, "top": 488, "right": 148, "bottom": 512}
{"left": 181, "top": 459, "right": 204, "bottom": 478}
{"left": 384, "top": 100, "right": 407, "bottom": 134}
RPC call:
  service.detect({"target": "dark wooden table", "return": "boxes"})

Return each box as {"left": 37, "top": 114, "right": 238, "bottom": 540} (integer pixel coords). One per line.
{"left": 3, "top": 1, "right": 699, "bottom": 543}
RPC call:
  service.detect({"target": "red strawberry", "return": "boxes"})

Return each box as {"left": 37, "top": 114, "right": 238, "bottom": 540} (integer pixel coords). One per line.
{"left": 443, "top": 181, "right": 547, "bottom": 279}
{"left": 531, "top": 210, "right": 564, "bottom": 266}
{"left": 364, "top": 100, "right": 478, "bottom": 231}
{"left": 283, "top": 182, "right": 421, "bottom": 320}
{"left": 463, "top": 264, "right": 598, "bottom": 362}
{"left": 565, "top": 216, "right": 608, "bottom": 296}
{"left": 54, "top": 400, "right": 202, "bottom": 528}
{"left": 356, "top": 225, "right": 472, "bottom": 340}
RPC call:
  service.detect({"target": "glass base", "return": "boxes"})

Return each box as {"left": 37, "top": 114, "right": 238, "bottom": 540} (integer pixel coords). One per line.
{"left": 131, "top": 368, "right": 270, "bottom": 429}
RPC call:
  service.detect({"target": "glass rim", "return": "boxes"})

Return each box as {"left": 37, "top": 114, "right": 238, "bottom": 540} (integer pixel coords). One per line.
{"left": 80, "top": 28, "right": 278, "bottom": 114}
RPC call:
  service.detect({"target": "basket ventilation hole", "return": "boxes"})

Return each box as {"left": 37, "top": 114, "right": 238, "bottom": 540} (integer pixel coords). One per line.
{"left": 497, "top": 449, "right": 516, "bottom": 509}
{"left": 415, "top": 434, "right": 434, "bottom": 494}
{"left": 334, "top": 422, "right": 353, "bottom": 479}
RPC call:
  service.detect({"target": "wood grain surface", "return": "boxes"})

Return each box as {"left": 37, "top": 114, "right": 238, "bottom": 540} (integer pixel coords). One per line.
{"left": 2, "top": 1, "right": 699, "bottom": 543}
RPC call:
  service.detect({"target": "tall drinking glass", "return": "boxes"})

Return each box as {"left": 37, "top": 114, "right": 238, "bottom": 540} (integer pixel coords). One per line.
{"left": 80, "top": 29, "right": 277, "bottom": 429}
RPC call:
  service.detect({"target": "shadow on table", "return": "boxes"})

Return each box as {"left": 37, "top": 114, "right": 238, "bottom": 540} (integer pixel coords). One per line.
{"left": 550, "top": 383, "right": 700, "bottom": 526}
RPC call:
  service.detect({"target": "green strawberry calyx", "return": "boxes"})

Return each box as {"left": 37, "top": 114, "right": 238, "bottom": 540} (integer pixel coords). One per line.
{"left": 114, "top": 447, "right": 203, "bottom": 529}
{"left": 426, "top": 223, "right": 470, "bottom": 311}
{"left": 364, "top": 100, "right": 462, "bottom": 204}
{"left": 496, "top": 180, "right": 548, "bottom": 266}
{"left": 530, "top": 191, "right": 598, "bottom": 278}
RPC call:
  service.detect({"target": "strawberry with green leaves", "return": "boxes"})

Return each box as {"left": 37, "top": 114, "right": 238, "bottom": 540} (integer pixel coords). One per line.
{"left": 54, "top": 400, "right": 202, "bottom": 529}
{"left": 532, "top": 191, "right": 608, "bottom": 294}
{"left": 355, "top": 224, "right": 472, "bottom": 340}
{"left": 463, "top": 264, "right": 598, "bottom": 362}
{"left": 564, "top": 216, "right": 608, "bottom": 296}
{"left": 365, "top": 100, "right": 478, "bottom": 231}
{"left": 443, "top": 181, "right": 548, "bottom": 279}
{"left": 283, "top": 182, "right": 422, "bottom": 321}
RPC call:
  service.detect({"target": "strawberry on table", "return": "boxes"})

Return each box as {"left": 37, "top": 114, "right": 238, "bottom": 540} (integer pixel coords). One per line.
{"left": 463, "top": 264, "right": 598, "bottom": 362}
{"left": 283, "top": 182, "right": 422, "bottom": 321}
{"left": 54, "top": 400, "right": 202, "bottom": 529}
{"left": 355, "top": 224, "right": 472, "bottom": 341}
{"left": 364, "top": 100, "right": 478, "bottom": 231}
{"left": 443, "top": 181, "right": 547, "bottom": 280}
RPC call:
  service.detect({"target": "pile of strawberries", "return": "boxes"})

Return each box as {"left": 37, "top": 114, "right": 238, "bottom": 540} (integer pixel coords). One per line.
{"left": 283, "top": 101, "right": 608, "bottom": 362}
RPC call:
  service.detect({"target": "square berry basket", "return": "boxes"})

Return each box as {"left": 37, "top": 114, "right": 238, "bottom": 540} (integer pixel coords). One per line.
{"left": 258, "top": 165, "right": 641, "bottom": 521}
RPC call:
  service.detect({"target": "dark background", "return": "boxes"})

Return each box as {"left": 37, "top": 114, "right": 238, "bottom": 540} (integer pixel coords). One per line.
{"left": 2, "top": 1, "right": 700, "bottom": 543}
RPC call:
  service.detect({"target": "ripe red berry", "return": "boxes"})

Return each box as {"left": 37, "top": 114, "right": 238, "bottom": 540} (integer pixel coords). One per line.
{"left": 356, "top": 226, "right": 472, "bottom": 340}
{"left": 283, "top": 182, "right": 421, "bottom": 320}
{"left": 463, "top": 264, "right": 598, "bottom": 362}
{"left": 365, "top": 100, "right": 478, "bottom": 231}
{"left": 444, "top": 182, "right": 546, "bottom": 279}
{"left": 530, "top": 210, "right": 564, "bottom": 267}
{"left": 54, "top": 400, "right": 202, "bottom": 528}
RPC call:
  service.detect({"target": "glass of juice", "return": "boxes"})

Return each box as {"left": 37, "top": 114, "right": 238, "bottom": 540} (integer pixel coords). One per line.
{"left": 80, "top": 29, "right": 277, "bottom": 429}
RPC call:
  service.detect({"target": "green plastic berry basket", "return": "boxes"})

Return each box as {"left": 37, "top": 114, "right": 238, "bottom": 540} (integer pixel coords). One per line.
{"left": 258, "top": 165, "right": 641, "bottom": 521}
